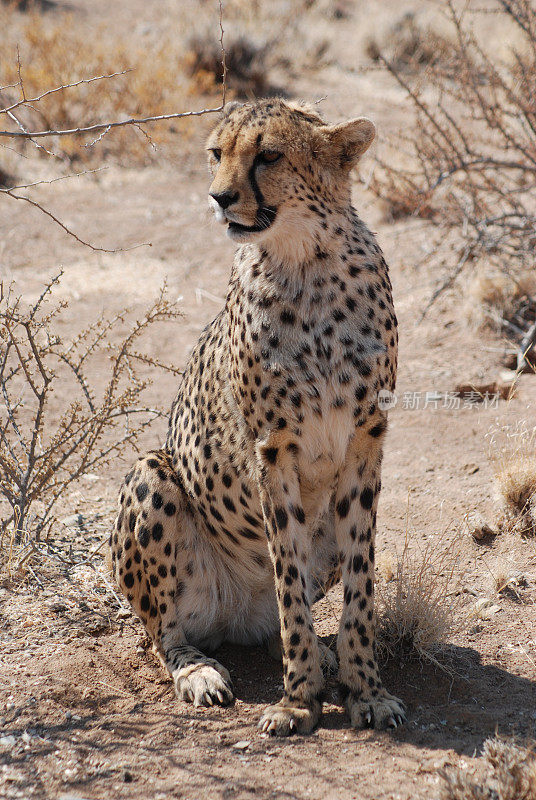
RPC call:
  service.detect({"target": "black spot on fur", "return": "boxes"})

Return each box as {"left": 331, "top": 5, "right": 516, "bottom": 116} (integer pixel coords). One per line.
{"left": 263, "top": 447, "right": 278, "bottom": 464}
{"left": 136, "top": 482, "right": 149, "bottom": 502}
{"left": 275, "top": 507, "right": 288, "bottom": 530}
{"left": 336, "top": 496, "right": 350, "bottom": 519}
{"left": 360, "top": 487, "right": 374, "bottom": 510}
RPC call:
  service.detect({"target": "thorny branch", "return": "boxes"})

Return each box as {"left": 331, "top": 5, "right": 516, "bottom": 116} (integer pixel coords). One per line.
{"left": 371, "top": 0, "right": 536, "bottom": 329}
{"left": 0, "top": 273, "right": 183, "bottom": 545}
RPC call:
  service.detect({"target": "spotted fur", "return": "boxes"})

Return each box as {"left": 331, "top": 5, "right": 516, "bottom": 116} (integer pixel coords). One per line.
{"left": 110, "top": 98, "right": 406, "bottom": 736}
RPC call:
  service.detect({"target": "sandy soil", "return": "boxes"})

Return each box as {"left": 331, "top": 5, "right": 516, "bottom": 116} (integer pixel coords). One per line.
{"left": 1, "top": 1, "right": 536, "bottom": 798}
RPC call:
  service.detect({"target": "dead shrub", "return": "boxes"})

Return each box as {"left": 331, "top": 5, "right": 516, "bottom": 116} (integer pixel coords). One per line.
{"left": 0, "top": 272, "right": 182, "bottom": 579}
{"left": 465, "top": 270, "right": 536, "bottom": 335}
{"left": 0, "top": 165, "right": 16, "bottom": 188}
{"left": 2, "top": 0, "right": 58, "bottom": 10}
{"left": 0, "top": 6, "right": 220, "bottom": 164}
{"left": 495, "top": 457, "right": 536, "bottom": 537}
{"left": 372, "top": 1, "right": 536, "bottom": 328}
{"left": 375, "top": 530, "right": 462, "bottom": 668}
{"left": 366, "top": 11, "right": 452, "bottom": 70}
{"left": 441, "top": 736, "right": 536, "bottom": 800}
{"left": 184, "top": 33, "right": 276, "bottom": 98}
{"left": 369, "top": 171, "right": 437, "bottom": 223}
{"left": 488, "top": 422, "right": 536, "bottom": 538}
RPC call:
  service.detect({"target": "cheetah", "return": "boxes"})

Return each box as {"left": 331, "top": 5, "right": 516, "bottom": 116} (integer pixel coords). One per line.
{"left": 110, "top": 98, "right": 406, "bottom": 736}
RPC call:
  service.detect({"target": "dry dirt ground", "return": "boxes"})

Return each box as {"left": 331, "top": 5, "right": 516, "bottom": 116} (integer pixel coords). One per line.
{"left": 1, "top": 1, "right": 536, "bottom": 799}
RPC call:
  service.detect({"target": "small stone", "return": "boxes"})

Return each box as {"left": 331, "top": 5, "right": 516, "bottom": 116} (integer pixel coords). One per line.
{"left": 232, "top": 740, "right": 250, "bottom": 750}
{"left": 469, "top": 625, "right": 483, "bottom": 636}
{"left": 0, "top": 735, "right": 16, "bottom": 746}
{"left": 49, "top": 601, "right": 68, "bottom": 613}
{"left": 117, "top": 609, "right": 131, "bottom": 619}
{"left": 61, "top": 514, "right": 84, "bottom": 528}
{"left": 463, "top": 512, "right": 496, "bottom": 542}
{"left": 463, "top": 463, "right": 480, "bottom": 475}
{"left": 473, "top": 598, "right": 501, "bottom": 619}
{"left": 482, "top": 604, "right": 502, "bottom": 618}
{"left": 21, "top": 732, "right": 31, "bottom": 744}
{"left": 499, "top": 369, "right": 517, "bottom": 384}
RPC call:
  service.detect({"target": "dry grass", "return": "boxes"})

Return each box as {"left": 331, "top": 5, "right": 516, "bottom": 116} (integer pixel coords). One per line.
{"left": 1, "top": 0, "right": 320, "bottom": 167}
{"left": 495, "top": 457, "right": 536, "bottom": 538}
{"left": 375, "top": 529, "right": 463, "bottom": 668}
{"left": 464, "top": 269, "right": 536, "bottom": 346}
{"left": 489, "top": 423, "right": 536, "bottom": 538}
{"left": 1, "top": 5, "right": 221, "bottom": 164}
{"left": 441, "top": 736, "right": 536, "bottom": 800}
{"left": 184, "top": 32, "right": 277, "bottom": 98}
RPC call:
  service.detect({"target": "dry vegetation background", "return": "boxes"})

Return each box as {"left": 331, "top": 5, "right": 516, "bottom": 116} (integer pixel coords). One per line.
{"left": 1, "top": 1, "right": 536, "bottom": 799}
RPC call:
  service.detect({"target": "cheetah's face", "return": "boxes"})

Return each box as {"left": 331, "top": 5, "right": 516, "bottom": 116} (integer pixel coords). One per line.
{"left": 206, "top": 99, "right": 375, "bottom": 248}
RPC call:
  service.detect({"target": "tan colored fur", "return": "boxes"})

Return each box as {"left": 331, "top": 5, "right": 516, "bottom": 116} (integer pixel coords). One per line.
{"left": 110, "top": 99, "right": 404, "bottom": 735}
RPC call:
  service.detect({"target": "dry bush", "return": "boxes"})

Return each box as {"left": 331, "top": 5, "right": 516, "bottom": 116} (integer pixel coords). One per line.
{"left": 0, "top": 5, "right": 221, "bottom": 164}
{"left": 371, "top": 1, "right": 536, "bottom": 330}
{"left": 366, "top": 11, "right": 452, "bottom": 71}
{"left": 184, "top": 33, "right": 276, "bottom": 98}
{"left": 441, "top": 736, "right": 536, "bottom": 800}
{"left": 0, "top": 165, "right": 16, "bottom": 188}
{"left": 488, "top": 422, "right": 536, "bottom": 538}
{"left": 0, "top": 273, "right": 182, "bottom": 578}
{"left": 375, "top": 530, "right": 462, "bottom": 668}
{"left": 183, "top": 0, "right": 327, "bottom": 100}
{"left": 465, "top": 269, "right": 536, "bottom": 340}
{"left": 495, "top": 457, "right": 536, "bottom": 537}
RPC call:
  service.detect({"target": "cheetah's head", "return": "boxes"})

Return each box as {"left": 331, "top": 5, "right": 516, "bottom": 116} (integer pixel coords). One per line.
{"left": 206, "top": 99, "right": 375, "bottom": 262}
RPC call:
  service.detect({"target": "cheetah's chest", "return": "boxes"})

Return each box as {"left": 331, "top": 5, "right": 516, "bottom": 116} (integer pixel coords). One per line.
{"left": 234, "top": 296, "right": 381, "bottom": 509}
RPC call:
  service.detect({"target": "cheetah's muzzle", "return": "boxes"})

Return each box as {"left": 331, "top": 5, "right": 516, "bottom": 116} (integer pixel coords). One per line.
{"left": 228, "top": 205, "right": 277, "bottom": 235}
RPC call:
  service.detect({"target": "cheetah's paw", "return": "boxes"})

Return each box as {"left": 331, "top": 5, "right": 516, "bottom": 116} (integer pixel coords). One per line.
{"left": 346, "top": 690, "right": 406, "bottom": 730}
{"left": 175, "top": 661, "right": 234, "bottom": 707}
{"left": 259, "top": 698, "right": 321, "bottom": 737}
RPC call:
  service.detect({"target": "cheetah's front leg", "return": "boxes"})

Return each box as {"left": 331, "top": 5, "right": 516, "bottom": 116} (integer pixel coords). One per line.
{"left": 256, "top": 441, "right": 323, "bottom": 736}
{"left": 335, "top": 428, "right": 406, "bottom": 730}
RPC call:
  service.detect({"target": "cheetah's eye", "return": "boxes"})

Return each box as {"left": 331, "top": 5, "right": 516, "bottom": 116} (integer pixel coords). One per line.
{"left": 258, "top": 150, "right": 282, "bottom": 165}
{"left": 210, "top": 148, "right": 222, "bottom": 162}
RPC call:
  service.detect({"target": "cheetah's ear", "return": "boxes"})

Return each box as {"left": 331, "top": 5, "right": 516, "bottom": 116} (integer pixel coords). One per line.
{"left": 324, "top": 117, "right": 375, "bottom": 168}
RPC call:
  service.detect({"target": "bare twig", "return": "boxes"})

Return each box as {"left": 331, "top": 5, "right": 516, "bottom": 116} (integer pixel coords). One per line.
{"left": 372, "top": 0, "right": 536, "bottom": 322}
{"left": 517, "top": 321, "right": 536, "bottom": 372}
{"left": 3, "top": 189, "right": 149, "bottom": 253}
{"left": 0, "top": 2, "right": 227, "bottom": 252}
{"left": 219, "top": 0, "right": 228, "bottom": 107}
{"left": 0, "top": 104, "right": 226, "bottom": 140}
{"left": 0, "top": 71, "right": 132, "bottom": 116}
{"left": 1, "top": 167, "right": 106, "bottom": 193}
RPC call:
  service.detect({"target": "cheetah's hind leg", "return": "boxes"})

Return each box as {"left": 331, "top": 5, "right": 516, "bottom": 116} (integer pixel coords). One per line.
{"left": 111, "top": 449, "right": 234, "bottom": 708}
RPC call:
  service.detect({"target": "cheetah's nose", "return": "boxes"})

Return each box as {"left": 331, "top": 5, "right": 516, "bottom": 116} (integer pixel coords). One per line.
{"left": 210, "top": 191, "right": 239, "bottom": 210}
